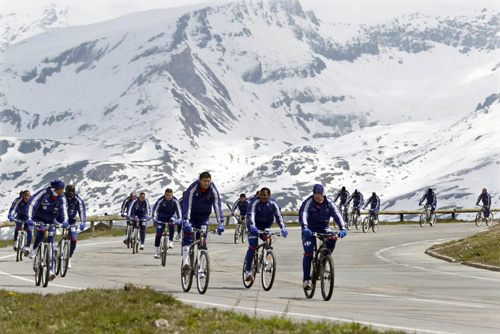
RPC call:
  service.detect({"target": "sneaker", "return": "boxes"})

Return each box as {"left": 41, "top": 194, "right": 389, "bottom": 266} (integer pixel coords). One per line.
{"left": 175, "top": 233, "right": 181, "bottom": 240}
{"left": 302, "top": 280, "right": 312, "bottom": 290}
{"left": 245, "top": 271, "right": 253, "bottom": 283}
{"left": 198, "top": 270, "right": 206, "bottom": 279}
{"left": 13, "top": 241, "right": 18, "bottom": 251}
{"left": 28, "top": 249, "right": 35, "bottom": 259}
{"left": 123, "top": 239, "right": 128, "bottom": 245}
{"left": 23, "top": 248, "right": 30, "bottom": 257}
{"left": 67, "top": 258, "right": 72, "bottom": 269}
{"left": 168, "top": 241, "right": 173, "bottom": 249}
{"left": 154, "top": 253, "right": 160, "bottom": 259}
{"left": 182, "top": 264, "right": 190, "bottom": 276}
{"left": 140, "top": 244, "right": 144, "bottom": 250}
{"left": 49, "top": 271, "right": 56, "bottom": 281}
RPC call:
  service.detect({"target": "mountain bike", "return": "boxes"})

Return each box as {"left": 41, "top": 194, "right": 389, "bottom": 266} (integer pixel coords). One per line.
{"left": 131, "top": 218, "right": 146, "bottom": 254}
{"left": 158, "top": 220, "right": 176, "bottom": 267}
{"left": 304, "top": 231, "right": 339, "bottom": 301}
{"left": 348, "top": 207, "right": 362, "bottom": 230}
{"left": 344, "top": 206, "right": 353, "bottom": 231}
{"left": 54, "top": 226, "right": 71, "bottom": 277}
{"left": 226, "top": 203, "right": 247, "bottom": 244}
{"left": 475, "top": 205, "right": 494, "bottom": 227}
{"left": 362, "top": 210, "right": 379, "bottom": 233}
{"left": 15, "top": 220, "right": 28, "bottom": 262}
{"left": 419, "top": 205, "right": 436, "bottom": 227}
{"left": 33, "top": 223, "right": 56, "bottom": 287}
{"left": 181, "top": 227, "right": 217, "bottom": 294}
{"left": 340, "top": 204, "right": 349, "bottom": 227}
{"left": 125, "top": 219, "right": 133, "bottom": 249}
{"left": 242, "top": 231, "right": 281, "bottom": 291}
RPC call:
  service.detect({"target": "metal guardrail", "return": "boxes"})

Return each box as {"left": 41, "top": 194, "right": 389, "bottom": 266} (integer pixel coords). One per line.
{"left": 1, "top": 208, "right": 498, "bottom": 230}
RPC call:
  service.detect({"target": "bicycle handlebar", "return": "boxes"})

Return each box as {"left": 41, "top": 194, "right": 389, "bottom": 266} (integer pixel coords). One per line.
{"left": 258, "top": 231, "right": 282, "bottom": 237}
{"left": 312, "top": 231, "right": 340, "bottom": 240}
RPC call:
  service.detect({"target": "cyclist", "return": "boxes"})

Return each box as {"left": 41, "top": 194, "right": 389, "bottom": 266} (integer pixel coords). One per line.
{"left": 181, "top": 172, "right": 224, "bottom": 274}
{"left": 419, "top": 188, "right": 437, "bottom": 216}
{"left": 231, "top": 193, "right": 249, "bottom": 223}
{"left": 347, "top": 189, "right": 364, "bottom": 216}
{"left": 121, "top": 192, "right": 136, "bottom": 245}
{"left": 476, "top": 188, "right": 491, "bottom": 219}
{"left": 175, "top": 191, "right": 186, "bottom": 240}
{"left": 363, "top": 192, "right": 380, "bottom": 223}
{"left": 57, "top": 185, "right": 86, "bottom": 269}
{"left": 152, "top": 188, "right": 182, "bottom": 258}
{"left": 8, "top": 190, "right": 32, "bottom": 253}
{"left": 126, "top": 192, "right": 151, "bottom": 250}
{"left": 334, "top": 186, "right": 350, "bottom": 221}
{"left": 26, "top": 180, "right": 69, "bottom": 281}
{"left": 299, "top": 184, "right": 346, "bottom": 290}
{"left": 244, "top": 187, "right": 287, "bottom": 282}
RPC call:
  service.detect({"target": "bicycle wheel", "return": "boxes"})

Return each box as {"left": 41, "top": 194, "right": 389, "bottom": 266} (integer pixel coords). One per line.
{"left": 261, "top": 250, "right": 276, "bottom": 291}
{"left": 242, "top": 255, "right": 256, "bottom": 289}
{"left": 54, "top": 240, "right": 62, "bottom": 275}
{"left": 197, "top": 250, "right": 210, "bottom": 294}
{"left": 320, "top": 254, "right": 335, "bottom": 301}
{"left": 34, "top": 246, "right": 42, "bottom": 286}
{"left": 419, "top": 213, "right": 426, "bottom": 227}
{"left": 475, "top": 212, "right": 482, "bottom": 227}
{"left": 486, "top": 213, "right": 494, "bottom": 227}
{"left": 16, "top": 232, "right": 25, "bottom": 262}
{"left": 133, "top": 229, "right": 139, "bottom": 254}
{"left": 372, "top": 219, "right": 379, "bottom": 233}
{"left": 234, "top": 224, "right": 240, "bottom": 244}
{"left": 346, "top": 215, "right": 353, "bottom": 231}
{"left": 41, "top": 244, "right": 51, "bottom": 287}
{"left": 181, "top": 249, "right": 195, "bottom": 292}
{"left": 61, "top": 241, "right": 70, "bottom": 277}
{"left": 304, "top": 259, "right": 316, "bottom": 299}
{"left": 241, "top": 224, "right": 248, "bottom": 243}
{"left": 429, "top": 214, "right": 437, "bottom": 227}
{"left": 362, "top": 217, "right": 370, "bottom": 233}
{"left": 354, "top": 214, "right": 361, "bottom": 230}
{"left": 161, "top": 236, "right": 168, "bottom": 267}
{"left": 126, "top": 225, "right": 132, "bottom": 248}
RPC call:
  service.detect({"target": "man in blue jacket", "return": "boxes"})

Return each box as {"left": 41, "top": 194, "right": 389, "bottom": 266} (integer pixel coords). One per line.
{"left": 244, "top": 187, "right": 287, "bottom": 283}
{"left": 57, "top": 185, "right": 86, "bottom": 269}
{"left": 476, "top": 188, "right": 492, "bottom": 218}
{"left": 126, "top": 192, "right": 151, "bottom": 250}
{"left": 347, "top": 189, "right": 364, "bottom": 216}
{"left": 26, "top": 180, "right": 68, "bottom": 281}
{"left": 419, "top": 188, "right": 437, "bottom": 215}
{"left": 8, "top": 190, "right": 32, "bottom": 253}
{"left": 299, "top": 184, "right": 346, "bottom": 290}
{"left": 231, "top": 193, "right": 249, "bottom": 222}
{"left": 363, "top": 192, "right": 381, "bottom": 223}
{"left": 334, "top": 186, "right": 350, "bottom": 222}
{"left": 181, "top": 172, "right": 224, "bottom": 273}
{"left": 152, "top": 188, "right": 182, "bottom": 258}
{"left": 121, "top": 192, "right": 136, "bottom": 245}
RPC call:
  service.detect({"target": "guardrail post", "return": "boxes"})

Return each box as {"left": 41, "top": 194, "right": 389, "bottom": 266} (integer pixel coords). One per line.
{"left": 400, "top": 213, "right": 404, "bottom": 222}
{"left": 90, "top": 221, "right": 95, "bottom": 232}
{"left": 109, "top": 220, "right": 113, "bottom": 230}
{"left": 452, "top": 212, "right": 456, "bottom": 220}
{"left": 226, "top": 216, "right": 230, "bottom": 226}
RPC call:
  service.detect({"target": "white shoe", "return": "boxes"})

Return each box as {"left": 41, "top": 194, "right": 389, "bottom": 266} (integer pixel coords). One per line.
{"left": 154, "top": 253, "right": 159, "bottom": 259}
{"left": 67, "top": 258, "right": 72, "bottom": 269}
{"left": 175, "top": 233, "right": 181, "bottom": 240}
{"left": 49, "top": 271, "right": 56, "bottom": 281}
{"left": 28, "top": 249, "right": 35, "bottom": 259}
{"left": 168, "top": 241, "right": 173, "bottom": 249}
{"left": 140, "top": 244, "right": 144, "bottom": 250}
{"left": 302, "top": 280, "right": 312, "bottom": 290}
{"left": 245, "top": 271, "right": 253, "bottom": 283}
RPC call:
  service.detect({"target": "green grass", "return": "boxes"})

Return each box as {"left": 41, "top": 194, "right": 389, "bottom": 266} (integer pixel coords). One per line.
{"left": 429, "top": 223, "right": 500, "bottom": 267}
{"left": 0, "top": 285, "right": 401, "bottom": 334}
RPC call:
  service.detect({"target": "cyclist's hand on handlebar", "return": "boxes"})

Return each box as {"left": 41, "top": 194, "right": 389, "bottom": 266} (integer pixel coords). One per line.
{"left": 302, "top": 228, "right": 312, "bottom": 238}
{"left": 27, "top": 219, "right": 34, "bottom": 227}
{"left": 249, "top": 225, "right": 259, "bottom": 235}
{"left": 134, "top": 216, "right": 139, "bottom": 221}
{"left": 174, "top": 219, "right": 182, "bottom": 225}
{"left": 281, "top": 228, "right": 288, "bottom": 238}
{"left": 121, "top": 213, "right": 125, "bottom": 217}
{"left": 62, "top": 221, "right": 69, "bottom": 229}
{"left": 339, "top": 229, "right": 347, "bottom": 238}
{"left": 231, "top": 211, "right": 234, "bottom": 216}
{"left": 79, "top": 223, "right": 86, "bottom": 231}
{"left": 8, "top": 215, "right": 14, "bottom": 222}
{"left": 126, "top": 215, "right": 130, "bottom": 220}
{"left": 217, "top": 222, "right": 225, "bottom": 235}
{"left": 153, "top": 219, "right": 158, "bottom": 224}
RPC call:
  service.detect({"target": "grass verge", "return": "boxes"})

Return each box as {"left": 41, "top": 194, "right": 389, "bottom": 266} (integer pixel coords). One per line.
{"left": 0, "top": 285, "right": 401, "bottom": 334}
{"left": 428, "top": 223, "right": 500, "bottom": 267}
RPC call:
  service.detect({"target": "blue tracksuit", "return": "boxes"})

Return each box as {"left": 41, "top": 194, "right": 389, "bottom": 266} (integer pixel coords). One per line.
{"left": 57, "top": 194, "right": 86, "bottom": 257}
{"left": 334, "top": 190, "right": 350, "bottom": 206}
{"left": 231, "top": 198, "right": 249, "bottom": 216}
{"left": 152, "top": 196, "right": 182, "bottom": 245}
{"left": 9, "top": 196, "right": 33, "bottom": 248}
{"left": 299, "top": 195, "right": 345, "bottom": 280}
{"left": 347, "top": 192, "right": 364, "bottom": 210}
{"left": 476, "top": 192, "right": 492, "bottom": 218}
{"left": 182, "top": 180, "right": 223, "bottom": 247}
{"left": 244, "top": 197, "right": 286, "bottom": 272}
{"left": 364, "top": 196, "right": 380, "bottom": 218}
{"left": 121, "top": 197, "right": 135, "bottom": 236}
{"left": 419, "top": 192, "right": 437, "bottom": 214}
{"left": 127, "top": 198, "right": 151, "bottom": 245}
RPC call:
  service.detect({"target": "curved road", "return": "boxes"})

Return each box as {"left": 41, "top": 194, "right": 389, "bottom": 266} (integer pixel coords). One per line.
{"left": 1, "top": 223, "right": 499, "bottom": 334}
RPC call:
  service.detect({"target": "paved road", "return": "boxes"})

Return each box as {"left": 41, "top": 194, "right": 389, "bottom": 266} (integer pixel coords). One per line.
{"left": 1, "top": 223, "right": 499, "bottom": 334}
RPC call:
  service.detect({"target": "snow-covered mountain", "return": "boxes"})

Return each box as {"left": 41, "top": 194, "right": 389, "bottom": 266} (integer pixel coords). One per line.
{"left": 1, "top": 0, "right": 499, "bottom": 218}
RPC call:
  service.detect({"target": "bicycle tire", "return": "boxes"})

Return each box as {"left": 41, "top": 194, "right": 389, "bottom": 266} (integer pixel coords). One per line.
{"left": 429, "top": 214, "right": 437, "bottom": 227}
{"left": 372, "top": 220, "right": 379, "bottom": 233}
{"left": 486, "top": 213, "right": 494, "bottom": 227}
{"left": 242, "top": 255, "right": 256, "bottom": 289}
{"left": 354, "top": 214, "right": 361, "bottom": 230}
{"left": 133, "top": 229, "right": 139, "bottom": 254}
{"left": 362, "top": 217, "right": 370, "bottom": 233}
{"left": 320, "top": 254, "right": 335, "bottom": 301}
{"left": 234, "top": 224, "right": 240, "bottom": 244}
{"left": 475, "top": 212, "right": 482, "bottom": 227}
{"left": 161, "top": 235, "right": 168, "bottom": 267}
{"left": 181, "top": 248, "right": 195, "bottom": 292}
{"left": 241, "top": 224, "right": 248, "bottom": 243}
{"left": 126, "top": 225, "right": 132, "bottom": 248}
{"left": 197, "top": 250, "right": 210, "bottom": 294}
{"left": 16, "top": 232, "right": 25, "bottom": 262}
{"left": 346, "top": 214, "right": 353, "bottom": 231}
{"left": 261, "top": 250, "right": 276, "bottom": 291}
{"left": 34, "top": 246, "right": 42, "bottom": 286}
{"left": 304, "top": 258, "right": 316, "bottom": 299}
{"left": 54, "top": 240, "right": 62, "bottom": 275}
{"left": 419, "top": 213, "right": 426, "bottom": 227}
{"left": 42, "top": 244, "right": 50, "bottom": 287}
{"left": 61, "top": 241, "right": 70, "bottom": 277}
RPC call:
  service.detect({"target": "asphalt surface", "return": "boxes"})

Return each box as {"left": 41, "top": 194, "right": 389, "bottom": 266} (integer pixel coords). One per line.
{"left": 1, "top": 223, "right": 499, "bottom": 334}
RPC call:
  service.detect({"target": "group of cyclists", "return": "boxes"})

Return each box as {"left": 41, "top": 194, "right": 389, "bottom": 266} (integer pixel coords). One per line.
{"left": 5, "top": 171, "right": 494, "bottom": 292}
